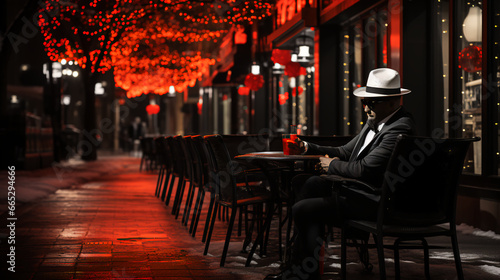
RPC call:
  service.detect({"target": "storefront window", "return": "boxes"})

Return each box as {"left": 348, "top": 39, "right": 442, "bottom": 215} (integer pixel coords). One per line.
{"left": 435, "top": 0, "right": 450, "bottom": 137}
{"left": 454, "top": 0, "right": 483, "bottom": 174}
{"left": 493, "top": 1, "right": 500, "bottom": 175}
{"left": 238, "top": 88, "right": 250, "bottom": 133}
{"left": 340, "top": 6, "right": 388, "bottom": 135}
{"left": 276, "top": 71, "right": 312, "bottom": 134}
{"left": 341, "top": 29, "right": 350, "bottom": 136}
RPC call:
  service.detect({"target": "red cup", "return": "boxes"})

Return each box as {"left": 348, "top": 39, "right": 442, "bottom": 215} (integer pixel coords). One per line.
{"left": 282, "top": 134, "right": 290, "bottom": 155}
{"left": 288, "top": 134, "right": 300, "bottom": 155}
{"left": 283, "top": 134, "right": 300, "bottom": 155}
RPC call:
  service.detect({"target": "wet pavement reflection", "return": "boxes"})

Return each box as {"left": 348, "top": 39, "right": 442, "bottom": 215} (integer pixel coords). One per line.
{"left": 0, "top": 156, "right": 499, "bottom": 279}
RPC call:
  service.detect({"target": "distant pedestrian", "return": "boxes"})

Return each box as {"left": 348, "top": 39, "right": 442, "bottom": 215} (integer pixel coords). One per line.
{"left": 128, "top": 117, "right": 146, "bottom": 157}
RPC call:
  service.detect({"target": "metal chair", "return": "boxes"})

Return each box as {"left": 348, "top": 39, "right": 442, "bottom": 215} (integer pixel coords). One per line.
{"left": 336, "top": 135, "right": 480, "bottom": 280}
{"left": 160, "top": 136, "right": 179, "bottom": 205}
{"left": 188, "top": 135, "right": 211, "bottom": 238}
{"left": 202, "top": 134, "right": 274, "bottom": 267}
{"left": 154, "top": 137, "right": 168, "bottom": 197}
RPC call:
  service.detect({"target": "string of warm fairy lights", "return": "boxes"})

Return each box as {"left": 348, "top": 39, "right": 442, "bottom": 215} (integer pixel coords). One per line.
{"left": 38, "top": 0, "right": 274, "bottom": 97}
{"left": 172, "top": 0, "right": 272, "bottom": 25}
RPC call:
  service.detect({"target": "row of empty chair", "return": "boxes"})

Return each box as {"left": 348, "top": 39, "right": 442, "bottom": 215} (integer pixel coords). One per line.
{"left": 153, "top": 134, "right": 282, "bottom": 266}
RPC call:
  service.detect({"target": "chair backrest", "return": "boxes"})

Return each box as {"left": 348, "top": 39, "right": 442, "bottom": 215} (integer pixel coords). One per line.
{"left": 298, "top": 135, "right": 353, "bottom": 147}
{"left": 162, "top": 136, "right": 174, "bottom": 170}
{"left": 140, "top": 137, "right": 155, "bottom": 155}
{"left": 154, "top": 137, "right": 167, "bottom": 166}
{"left": 180, "top": 136, "right": 194, "bottom": 179}
{"left": 169, "top": 136, "right": 185, "bottom": 175}
{"left": 191, "top": 136, "right": 210, "bottom": 187}
{"left": 185, "top": 136, "right": 203, "bottom": 187}
{"left": 379, "top": 135, "right": 480, "bottom": 227}
{"left": 221, "top": 134, "right": 270, "bottom": 159}
{"left": 204, "top": 135, "right": 239, "bottom": 203}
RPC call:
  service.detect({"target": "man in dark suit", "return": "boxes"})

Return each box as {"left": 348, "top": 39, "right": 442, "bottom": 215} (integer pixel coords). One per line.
{"left": 265, "top": 68, "right": 417, "bottom": 280}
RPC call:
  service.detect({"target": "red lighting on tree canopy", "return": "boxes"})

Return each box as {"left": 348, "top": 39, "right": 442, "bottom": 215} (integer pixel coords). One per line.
{"left": 244, "top": 74, "right": 264, "bottom": 91}
{"left": 38, "top": 0, "right": 276, "bottom": 98}
{"left": 146, "top": 104, "right": 160, "bottom": 115}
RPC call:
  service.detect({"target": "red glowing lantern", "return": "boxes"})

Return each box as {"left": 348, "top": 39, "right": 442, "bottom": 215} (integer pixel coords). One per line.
{"left": 238, "top": 86, "right": 250, "bottom": 96}
{"left": 271, "top": 49, "right": 291, "bottom": 65}
{"left": 298, "top": 86, "right": 304, "bottom": 95}
{"left": 300, "top": 67, "right": 307, "bottom": 76}
{"left": 146, "top": 104, "right": 160, "bottom": 115}
{"left": 244, "top": 74, "right": 264, "bottom": 91}
{"left": 284, "top": 62, "right": 303, "bottom": 77}
{"left": 279, "top": 92, "right": 289, "bottom": 105}
{"left": 197, "top": 98, "right": 203, "bottom": 115}
{"left": 292, "top": 86, "right": 304, "bottom": 97}
{"left": 458, "top": 45, "right": 482, "bottom": 73}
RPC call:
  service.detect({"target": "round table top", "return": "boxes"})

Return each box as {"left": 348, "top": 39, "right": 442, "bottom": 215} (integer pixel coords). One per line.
{"left": 235, "top": 151, "right": 322, "bottom": 161}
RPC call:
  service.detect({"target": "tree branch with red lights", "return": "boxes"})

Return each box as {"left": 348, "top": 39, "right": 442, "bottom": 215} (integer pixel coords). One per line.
{"left": 37, "top": 0, "right": 275, "bottom": 160}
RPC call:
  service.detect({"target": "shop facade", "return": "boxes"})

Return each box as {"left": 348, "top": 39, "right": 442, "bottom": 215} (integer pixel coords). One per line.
{"left": 261, "top": 0, "right": 499, "bottom": 232}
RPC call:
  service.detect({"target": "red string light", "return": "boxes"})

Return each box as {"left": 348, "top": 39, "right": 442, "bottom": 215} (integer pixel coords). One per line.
{"left": 38, "top": 0, "right": 275, "bottom": 98}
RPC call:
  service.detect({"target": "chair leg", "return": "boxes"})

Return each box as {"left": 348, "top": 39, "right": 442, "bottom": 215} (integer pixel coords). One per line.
{"left": 341, "top": 227, "right": 347, "bottom": 280}
{"left": 218, "top": 204, "right": 222, "bottom": 221}
{"left": 189, "top": 187, "right": 202, "bottom": 233}
{"left": 451, "top": 229, "right": 464, "bottom": 280}
{"left": 238, "top": 206, "right": 243, "bottom": 237}
{"left": 284, "top": 202, "right": 294, "bottom": 264}
{"left": 374, "top": 234, "right": 386, "bottom": 280}
{"left": 244, "top": 205, "right": 249, "bottom": 236}
{"left": 394, "top": 238, "right": 402, "bottom": 280}
{"left": 185, "top": 184, "right": 197, "bottom": 227}
{"left": 172, "top": 178, "right": 186, "bottom": 217}
{"left": 202, "top": 194, "right": 215, "bottom": 243}
{"left": 182, "top": 180, "right": 195, "bottom": 225}
{"left": 421, "top": 238, "right": 431, "bottom": 280}
{"left": 164, "top": 174, "right": 176, "bottom": 204}
{"left": 191, "top": 188, "right": 205, "bottom": 237}
{"left": 160, "top": 172, "right": 171, "bottom": 201}
{"left": 155, "top": 167, "right": 164, "bottom": 197}
{"left": 241, "top": 207, "right": 256, "bottom": 253}
{"left": 246, "top": 201, "right": 274, "bottom": 267}
{"left": 204, "top": 203, "right": 219, "bottom": 256}
{"left": 175, "top": 180, "right": 187, "bottom": 219}
{"left": 256, "top": 205, "right": 262, "bottom": 253}
{"left": 220, "top": 207, "right": 237, "bottom": 267}
{"left": 278, "top": 201, "right": 283, "bottom": 261}
{"left": 261, "top": 203, "right": 274, "bottom": 256}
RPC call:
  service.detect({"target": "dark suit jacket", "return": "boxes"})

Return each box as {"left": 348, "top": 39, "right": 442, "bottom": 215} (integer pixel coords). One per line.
{"left": 306, "top": 106, "right": 417, "bottom": 187}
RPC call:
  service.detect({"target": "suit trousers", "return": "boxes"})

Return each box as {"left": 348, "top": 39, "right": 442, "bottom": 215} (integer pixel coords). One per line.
{"left": 288, "top": 174, "right": 379, "bottom": 279}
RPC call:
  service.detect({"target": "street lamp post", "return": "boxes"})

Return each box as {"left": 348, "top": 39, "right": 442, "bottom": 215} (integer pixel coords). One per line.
{"left": 43, "top": 61, "right": 63, "bottom": 162}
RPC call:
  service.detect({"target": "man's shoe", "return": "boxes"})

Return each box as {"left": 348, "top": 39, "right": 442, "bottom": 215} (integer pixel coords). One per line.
{"left": 263, "top": 271, "right": 284, "bottom": 279}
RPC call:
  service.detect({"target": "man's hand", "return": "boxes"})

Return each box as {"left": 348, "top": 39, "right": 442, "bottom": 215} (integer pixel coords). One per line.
{"left": 288, "top": 138, "right": 306, "bottom": 155}
{"left": 319, "top": 155, "right": 339, "bottom": 172}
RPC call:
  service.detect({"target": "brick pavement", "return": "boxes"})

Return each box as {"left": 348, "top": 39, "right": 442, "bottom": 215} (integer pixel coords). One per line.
{"left": 1, "top": 155, "right": 499, "bottom": 280}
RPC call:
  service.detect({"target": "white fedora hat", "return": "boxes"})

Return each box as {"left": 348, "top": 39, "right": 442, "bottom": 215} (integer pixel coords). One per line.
{"left": 353, "top": 68, "right": 411, "bottom": 97}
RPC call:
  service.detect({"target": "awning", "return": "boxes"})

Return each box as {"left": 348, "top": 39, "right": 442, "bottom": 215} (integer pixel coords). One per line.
{"left": 266, "top": 6, "right": 318, "bottom": 49}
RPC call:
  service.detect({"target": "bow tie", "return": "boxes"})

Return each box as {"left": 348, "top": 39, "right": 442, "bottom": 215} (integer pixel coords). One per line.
{"left": 367, "top": 120, "right": 379, "bottom": 133}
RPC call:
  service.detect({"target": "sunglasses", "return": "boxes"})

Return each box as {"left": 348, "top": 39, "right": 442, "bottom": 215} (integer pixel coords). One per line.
{"left": 361, "top": 99, "right": 386, "bottom": 109}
